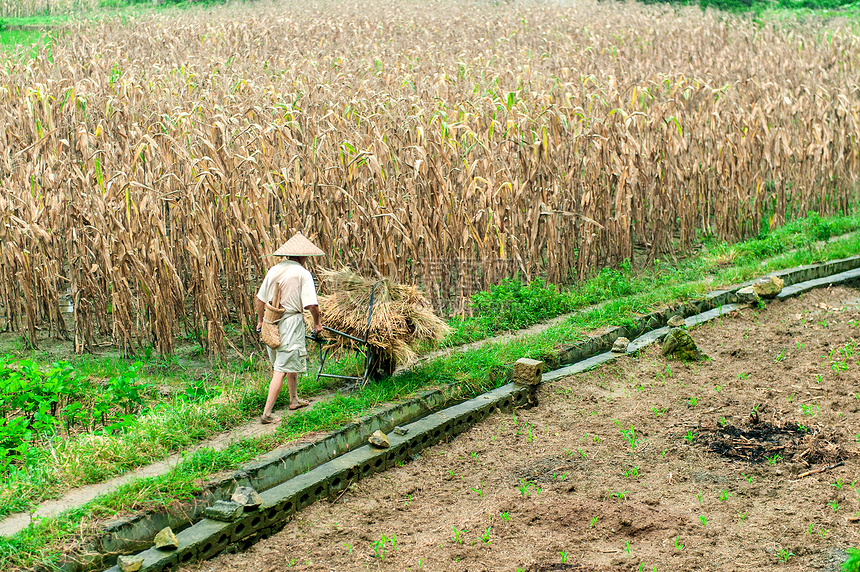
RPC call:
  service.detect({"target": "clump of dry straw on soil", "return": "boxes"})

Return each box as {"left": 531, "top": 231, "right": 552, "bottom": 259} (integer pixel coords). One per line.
{"left": 313, "top": 268, "right": 451, "bottom": 368}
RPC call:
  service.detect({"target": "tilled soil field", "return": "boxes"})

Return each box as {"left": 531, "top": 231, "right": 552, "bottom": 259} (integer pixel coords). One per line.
{"left": 189, "top": 286, "right": 860, "bottom": 571}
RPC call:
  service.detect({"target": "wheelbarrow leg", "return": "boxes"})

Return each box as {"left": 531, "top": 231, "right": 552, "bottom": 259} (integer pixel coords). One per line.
{"left": 358, "top": 347, "right": 375, "bottom": 390}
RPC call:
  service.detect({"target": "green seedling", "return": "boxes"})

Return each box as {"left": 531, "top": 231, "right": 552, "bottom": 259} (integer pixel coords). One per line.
{"left": 699, "top": 515, "right": 707, "bottom": 526}
{"left": 471, "top": 451, "right": 478, "bottom": 459}
{"left": 560, "top": 549, "right": 568, "bottom": 564}
{"left": 500, "top": 511, "right": 511, "bottom": 521}
{"left": 685, "top": 431, "right": 697, "bottom": 443}
{"left": 696, "top": 492, "right": 703, "bottom": 503}
{"left": 481, "top": 526, "right": 491, "bottom": 543}
{"left": 624, "top": 539, "right": 631, "bottom": 555}
{"left": 452, "top": 526, "right": 466, "bottom": 544}
{"left": 674, "top": 536, "right": 684, "bottom": 551}
{"left": 687, "top": 396, "right": 698, "bottom": 407}
{"left": 518, "top": 478, "right": 540, "bottom": 497}
{"left": 738, "top": 372, "right": 748, "bottom": 380}
{"left": 611, "top": 489, "right": 628, "bottom": 500}
{"left": 652, "top": 406, "right": 665, "bottom": 417}
{"left": 778, "top": 548, "right": 794, "bottom": 563}
{"left": 719, "top": 490, "right": 732, "bottom": 502}
{"left": 829, "top": 500, "right": 840, "bottom": 512}
{"left": 590, "top": 516, "right": 598, "bottom": 527}
{"left": 832, "top": 479, "right": 844, "bottom": 490}
{"left": 775, "top": 348, "right": 786, "bottom": 362}
{"left": 343, "top": 542, "right": 353, "bottom": 554}
{"left": 738, "top": 512, "right": 747, "bottom": 523}
{"left": 623, "top": 466, "right": 640, "bottom": 479}
{"left": 471, "top": 483, "right": 484, "bottom": 498}
{"left": 714, "top": 385, "right": 722, "bottom": 393}
{"left": 767, "top": 454, "right": 783, "bottom": 465}
{"left": 579, "top": 448, "right": 587, "bottom": 459}
{"left": 719, "top": 416, "right": 727, "bottom": 426}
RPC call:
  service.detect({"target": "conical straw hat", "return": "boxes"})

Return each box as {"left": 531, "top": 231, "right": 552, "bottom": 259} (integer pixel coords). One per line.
{"left": 272, "top": 232, "right": 325, "bottom": 257}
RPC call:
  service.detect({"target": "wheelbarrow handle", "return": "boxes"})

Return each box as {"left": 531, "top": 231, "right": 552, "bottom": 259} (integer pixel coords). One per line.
{"left": 307, "top": 326, "right": 367, "bottom": 345}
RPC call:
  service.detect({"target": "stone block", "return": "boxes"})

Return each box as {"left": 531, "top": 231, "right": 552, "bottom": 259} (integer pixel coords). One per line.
{"left": 513, "top": 358, "right": 543, "bottom": 386}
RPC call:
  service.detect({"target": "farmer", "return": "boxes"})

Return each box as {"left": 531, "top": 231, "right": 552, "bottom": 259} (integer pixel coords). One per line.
{"left": 255, "top": 232, "right": 325, "bottom": 424}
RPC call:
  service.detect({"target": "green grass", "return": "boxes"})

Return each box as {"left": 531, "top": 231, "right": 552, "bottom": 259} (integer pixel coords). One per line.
{"left": 1, "top": 211, "right": 860, "bottom": 570}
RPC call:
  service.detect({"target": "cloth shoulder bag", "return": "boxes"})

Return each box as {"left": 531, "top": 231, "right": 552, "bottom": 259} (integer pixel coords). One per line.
{"left": 261, "top": 282, "right": 286, "bottom": 349}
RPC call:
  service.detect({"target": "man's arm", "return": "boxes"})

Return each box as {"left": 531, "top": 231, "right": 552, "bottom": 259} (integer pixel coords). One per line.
{"left": 305, "top": 304, "right": 323, "bottom": 334}
{"left": 255, "top": 296, "right": 265, "bottom": 332}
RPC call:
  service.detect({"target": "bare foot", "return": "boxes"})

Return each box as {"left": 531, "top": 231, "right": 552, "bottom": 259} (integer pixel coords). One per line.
{"left": 289, "top": 399, "right": 310, "bottom": 410}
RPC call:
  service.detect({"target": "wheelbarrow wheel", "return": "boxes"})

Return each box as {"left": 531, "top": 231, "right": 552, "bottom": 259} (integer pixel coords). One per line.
{"left": 368, "top": 350, "right": 395, "bottom": 381}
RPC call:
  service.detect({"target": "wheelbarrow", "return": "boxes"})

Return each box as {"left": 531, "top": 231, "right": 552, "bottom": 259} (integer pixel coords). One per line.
{"left": 306, "top": 281, "right": 389, "bottom": 390}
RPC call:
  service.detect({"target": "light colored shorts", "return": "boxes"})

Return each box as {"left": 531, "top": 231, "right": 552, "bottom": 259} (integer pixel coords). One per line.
{"left": 267, "top": 346, "right": 307, "bottom": 374}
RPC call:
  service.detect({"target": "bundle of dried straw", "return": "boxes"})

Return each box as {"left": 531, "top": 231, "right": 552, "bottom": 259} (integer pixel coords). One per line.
{"left": 313, "top": 268, "right": 451, "bottom": 368}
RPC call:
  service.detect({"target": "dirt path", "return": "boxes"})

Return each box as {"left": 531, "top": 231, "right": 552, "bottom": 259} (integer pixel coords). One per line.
{"left": 188, "top": 286, "right": 860, "bottom": 572}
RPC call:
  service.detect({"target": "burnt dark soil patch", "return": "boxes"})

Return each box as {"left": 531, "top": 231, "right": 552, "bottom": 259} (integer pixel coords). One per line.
{"left": 699, "top": 418, "right": 848, "bottom": 464}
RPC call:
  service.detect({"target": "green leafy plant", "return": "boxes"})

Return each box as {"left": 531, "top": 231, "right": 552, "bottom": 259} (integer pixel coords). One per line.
{"left": 452, "top": 526, "right": 466, "bottom": 544}
{"left": 778, "top": 548, "right": 794, "bottom": 563}
{"left": 518, "top": 478, "right": 540, "bottom": 497}
{"left": 841, "top": 547, "right": 860, "bottom": 571}
{"left": 615, "top": 420, "right": 639, "bottom": 454}
{"left": 481, "top": 526, "right": 491, "bottom": 543}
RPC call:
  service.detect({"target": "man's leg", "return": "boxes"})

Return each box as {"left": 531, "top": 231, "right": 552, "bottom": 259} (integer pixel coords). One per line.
{"left": 262, "top": 370, "right": 286, "bottom": 419}
{"left": 286, "top": 372, "right": 309, "bottom": 409}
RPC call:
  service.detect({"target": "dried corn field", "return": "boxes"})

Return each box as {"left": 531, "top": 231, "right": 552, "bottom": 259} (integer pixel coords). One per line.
{"left": 0, "top": 0, "right": 97, "bottom": 18}
{"left": 0, "top": 0, "right": 858, "bottom": 357}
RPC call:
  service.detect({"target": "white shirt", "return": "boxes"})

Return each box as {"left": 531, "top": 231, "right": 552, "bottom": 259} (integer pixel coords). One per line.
{"left": 256, "top": 260, "right": 318, "bottom": 352}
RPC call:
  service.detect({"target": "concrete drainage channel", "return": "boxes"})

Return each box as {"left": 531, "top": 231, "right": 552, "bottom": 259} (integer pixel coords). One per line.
{"left": 51, "top": 255, "right": 859, "bottom": 572}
